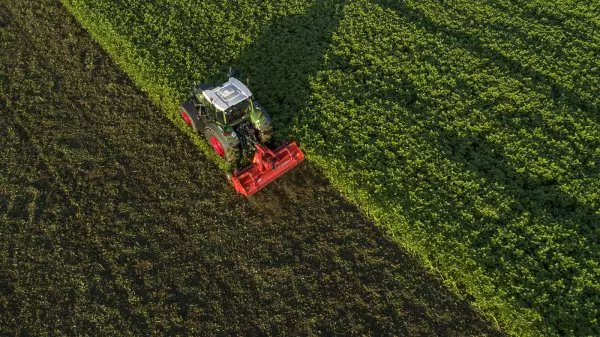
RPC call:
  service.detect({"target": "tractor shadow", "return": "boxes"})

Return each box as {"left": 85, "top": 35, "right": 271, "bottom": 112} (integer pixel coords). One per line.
{"left": 205, "top": 0, "right": 346, "bottom": 214}
{"left": 204, "top": 1, "right": 505, "bottom": 335}
{"left": 206, "top": 1, "right": 343, "bottom": 139}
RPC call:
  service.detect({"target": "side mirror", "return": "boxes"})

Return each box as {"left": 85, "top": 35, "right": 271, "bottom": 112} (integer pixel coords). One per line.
{"left": 228, "top": 67, "right": 240, "bottom": 78}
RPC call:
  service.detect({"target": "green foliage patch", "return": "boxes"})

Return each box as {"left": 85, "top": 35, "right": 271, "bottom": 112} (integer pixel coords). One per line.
{"left": 61, "top": 0, "right": 600, "bottom": 335}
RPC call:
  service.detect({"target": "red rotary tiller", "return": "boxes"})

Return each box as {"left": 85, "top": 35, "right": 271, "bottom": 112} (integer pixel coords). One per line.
{"left": 229, "top": 141, "right": 304, "bottom": 196}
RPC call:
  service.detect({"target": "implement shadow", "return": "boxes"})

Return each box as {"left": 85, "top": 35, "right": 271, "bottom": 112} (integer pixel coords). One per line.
{"left": 202, "top": 1, "right": 505, "bottom": 335}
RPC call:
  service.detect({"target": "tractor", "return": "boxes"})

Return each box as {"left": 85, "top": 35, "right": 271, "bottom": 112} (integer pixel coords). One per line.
{"left": 179, "top": 73, "right": 304, "bottom": 196}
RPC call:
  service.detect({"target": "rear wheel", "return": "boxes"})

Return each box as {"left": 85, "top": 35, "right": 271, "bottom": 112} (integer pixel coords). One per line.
{"left": 254, "top": 104, "right": 273, "bottom": 143}
{"left": 179, "top": 102, "right": 199, "bottom": 131}
{"left": 258, "top": 125, "right": 273, "bottom": 143}
{"left": 204, "top": 127, "right": 240, "bottom": 163}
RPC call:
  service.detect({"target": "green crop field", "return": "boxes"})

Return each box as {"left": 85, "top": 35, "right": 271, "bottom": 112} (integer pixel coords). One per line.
{"left": 58, "top": 0, "right": 600, "bottom": 335}
{"left": 0, "top": 0, "right": 503, "bottom": 335}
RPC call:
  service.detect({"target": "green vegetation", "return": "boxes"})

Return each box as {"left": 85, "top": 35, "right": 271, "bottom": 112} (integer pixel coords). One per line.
{"left": 0, "top": 0, "right": 502, "bottom": 335}
{"left": 59, "top": 0, "right": 600, "bottom": 335}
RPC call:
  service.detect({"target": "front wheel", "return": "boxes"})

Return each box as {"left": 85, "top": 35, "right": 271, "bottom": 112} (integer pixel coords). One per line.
{"left": 180, "top": 110, "right": 194, "bottom": 130}
{"left": 258, "top": 125, "right": 273, "bottom": 143}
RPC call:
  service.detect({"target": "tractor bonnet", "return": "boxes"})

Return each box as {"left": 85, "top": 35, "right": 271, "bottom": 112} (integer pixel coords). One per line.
{"left": 203, "top": 77, "right": 253, "bottom": 112}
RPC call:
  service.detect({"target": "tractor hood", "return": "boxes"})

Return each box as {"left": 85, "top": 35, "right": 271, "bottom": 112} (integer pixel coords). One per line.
{"left": 203, "top": 77, "right": 253, "bottom": 112}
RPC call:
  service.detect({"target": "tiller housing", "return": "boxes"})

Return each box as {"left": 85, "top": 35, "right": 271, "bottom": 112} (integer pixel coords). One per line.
{"left": 230, "top": 142, "right": 304, "bottom": 196}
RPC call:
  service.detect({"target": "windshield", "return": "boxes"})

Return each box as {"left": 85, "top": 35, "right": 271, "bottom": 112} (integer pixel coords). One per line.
{"left": 226, "top": 98, "right": 250, "bottom": 123}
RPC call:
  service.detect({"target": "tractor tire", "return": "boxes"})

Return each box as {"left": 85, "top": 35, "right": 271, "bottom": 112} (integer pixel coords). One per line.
{"left": 258, "top": 124, "right": 274, "bottom": 143}
{"left": 255, "top": 104, "right": 273, "bottom": 143}
{"left": 204, "top": 125, "right": 240, "bottom": 163}
{"left": 179, "top": 101, "right": 201, "bottom": 131}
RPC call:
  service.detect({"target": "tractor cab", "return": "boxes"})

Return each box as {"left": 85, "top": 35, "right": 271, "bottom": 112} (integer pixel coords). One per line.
{"left": 224, "top": 98, "right": 251, "bottom": 125}
{"left": 203, "top": 77, "right": 253, "bottom": 126}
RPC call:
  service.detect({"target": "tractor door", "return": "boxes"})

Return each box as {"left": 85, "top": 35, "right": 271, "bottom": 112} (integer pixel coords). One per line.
{"left": 197, "top": 102, "right": 207, "bottom": 117}
{"left": 216, "top": 109, "right": 227, "bottom": 125}
{"left": 200, "top": 97, "right": 218, "bottom": 123}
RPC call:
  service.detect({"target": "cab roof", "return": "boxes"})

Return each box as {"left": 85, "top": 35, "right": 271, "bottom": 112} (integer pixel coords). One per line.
{"left": 202, "top": 77, "right": 253, "bottom": 112}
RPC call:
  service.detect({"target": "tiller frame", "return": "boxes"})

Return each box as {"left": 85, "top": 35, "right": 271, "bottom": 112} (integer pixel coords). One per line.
{"left": 229, "top": 141, "right": 304, "bottom": 196}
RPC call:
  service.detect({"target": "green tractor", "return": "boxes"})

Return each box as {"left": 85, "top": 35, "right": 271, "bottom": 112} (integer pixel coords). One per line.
{"left": 179, "top": 75, "right": 273, "bottom": 163}
{"left": 178, "top": 73, "right": 304, "bottom": 196}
